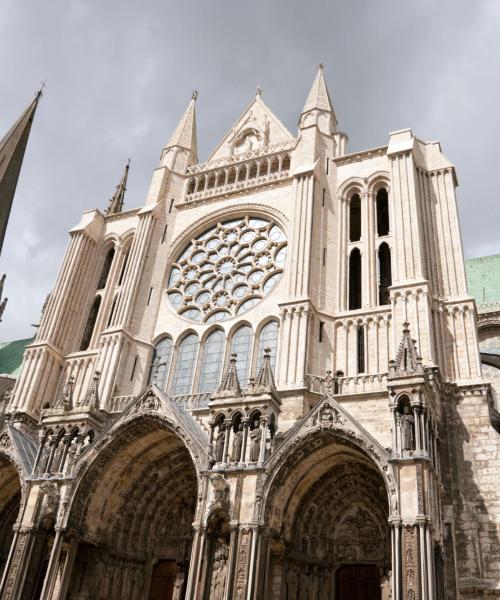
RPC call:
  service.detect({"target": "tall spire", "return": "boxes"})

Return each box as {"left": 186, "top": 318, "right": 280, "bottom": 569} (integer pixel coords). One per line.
{"left": 105, "top": 159, "right": 130, "bottom": 215}
{"left": 163, "top": 91, "right": 198, "bottom": 164}
{"left": 300, "top": 64, "right": 337, "bottom": 133}
{"left": 0, "top": 89, "right": 42, "bottom": 255}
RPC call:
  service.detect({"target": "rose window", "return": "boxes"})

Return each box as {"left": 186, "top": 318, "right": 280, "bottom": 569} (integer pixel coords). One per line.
{"left": 167, "top": 216, "right": 287, "bottom": 322}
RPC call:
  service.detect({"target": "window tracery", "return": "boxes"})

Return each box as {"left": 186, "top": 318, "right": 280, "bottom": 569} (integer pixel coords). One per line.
{"left": 167, "top": 216, "right": 287, "bottom": 323}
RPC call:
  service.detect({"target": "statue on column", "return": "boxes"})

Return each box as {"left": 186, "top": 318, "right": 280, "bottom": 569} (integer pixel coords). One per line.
{"left": 400, "top": 405, "right": 415, "bottom": 451}
{"left": 231, "top": 424, "right": 243, "bottom": 462}
{"left": 214, "top": 424, "right": 226, "bottom": 462}
{"left": 249, "top": 418, "right": 262, "bottom": 462}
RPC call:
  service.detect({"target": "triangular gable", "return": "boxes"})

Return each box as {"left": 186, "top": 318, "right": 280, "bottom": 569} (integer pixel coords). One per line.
{"left": 207, "top": 95, "right": 294, "bottom": 162}
{"left": 75, "top": 385, "right": 210, "bottom": 470}
{"left": 269, "top": 394, "right": 392, "bottom": 474}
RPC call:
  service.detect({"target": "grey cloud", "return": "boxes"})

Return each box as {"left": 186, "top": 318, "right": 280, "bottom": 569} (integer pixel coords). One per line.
{"left": 1, "top": 0, "right": 499, "bottom": 339}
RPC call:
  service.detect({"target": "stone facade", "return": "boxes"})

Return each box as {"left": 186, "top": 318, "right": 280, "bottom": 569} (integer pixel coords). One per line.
{"left": 0, "top": 67, "right": 499, "bottom": 599}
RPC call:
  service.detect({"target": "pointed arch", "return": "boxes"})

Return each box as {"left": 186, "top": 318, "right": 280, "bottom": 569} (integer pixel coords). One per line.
{"left": 349, "top": 193, "right": 362, "bottom": 242}
{"left": 171, "top": 333, "right": 199, "bottom": 396}
{"left": 348, "top": 248, "right": 362, "bottom": 310}
{"left": 197, "top": 329, "right": 226, "bottom": 393}
{"left": 255, "top": 319, "right": 279, "bottom": 375}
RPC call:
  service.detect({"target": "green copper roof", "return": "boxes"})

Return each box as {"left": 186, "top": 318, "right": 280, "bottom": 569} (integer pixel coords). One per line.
{"left": 0, "top": 337, "right": 32, "bottom": 377}
{"left": 466, "top": 254, "right": 500, "bottom": 306}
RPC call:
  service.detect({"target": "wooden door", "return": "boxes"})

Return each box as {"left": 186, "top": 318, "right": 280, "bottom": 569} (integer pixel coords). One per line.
{"left": 335, "top": 564, "right": 381, "bottom": 600}
{"left": 149, "top": 560, "right": 177, "bottom": 600}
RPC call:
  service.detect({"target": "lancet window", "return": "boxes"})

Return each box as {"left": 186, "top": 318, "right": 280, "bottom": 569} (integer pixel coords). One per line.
{"left": 149, "top": 336, "right": 174, "bottom": 390}
{"left": 197, "top": 329, "right": 225, "bottom": 393}
{"left": 256, "top": 320, "right": 279, "bottom": 375}
{"left": 349, "top": 194, "right": 362, "bottom": 242}
{"left": 171, "top": 334, "right": 199, "bottom": 396}
{"left": 349, "top": 248, "right": 362, "bottom": 310}
{"left": 376, "top": 187, "right": 390, "bottom": 236}
{"left": 378, "top": 242, "right": 392, "bottom": 306}
{"left": 231, "top": 325, "right": 252, "bottom": 386}
{"left": 97, "top": 248, "right": 115, "bottom": 290}
{"left": 80, "top": 296, "right": 101, "bottom": 351}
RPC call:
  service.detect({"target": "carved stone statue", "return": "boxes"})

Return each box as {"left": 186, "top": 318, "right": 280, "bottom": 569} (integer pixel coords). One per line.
{"left": 215, "top": 425, "right": 226, "bottom": 462}
{"left": 400, "top": 405, "right": 415, "bottom": 451}
{"left": 231, "top": 424, "right": 243, "bottom": 462}
{"left": 381, "top": 571, "right": 392, "bottom": 600}
{"left": 209, "top": 542, "right": 229, "bottom": 600}
{"left": 172, "top": 569, "right": 185, "bottom": 600}
{"left": 249, "top": 420, "right": 261, "bottom": 462}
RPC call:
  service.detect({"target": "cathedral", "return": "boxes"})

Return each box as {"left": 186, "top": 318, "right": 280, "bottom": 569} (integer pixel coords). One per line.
{"left": 0, "top": 66, "right": 499, "bottom": 600}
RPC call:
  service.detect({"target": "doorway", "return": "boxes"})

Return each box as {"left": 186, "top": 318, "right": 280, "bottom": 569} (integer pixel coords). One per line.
{"left": 149, "top": 559, "right": 177, "bottom": 600}
{"left": 335, "top": 564, "right": 381, "bottom": 600}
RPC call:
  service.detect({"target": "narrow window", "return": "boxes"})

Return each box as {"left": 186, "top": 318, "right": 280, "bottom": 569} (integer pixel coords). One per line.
{"left": 348, "top": 248, "right": 362, "bottom": 310}
{"left": 349, "top": 194, "right": 361, "bottom": 242}
{"left": 80, "top": 296, "right": 102, "bottom": 351}
{"left": 197, "top": 330, "right": 225, "bottom": 393}
{"left": 169, "top": 198, "right": 175, "bottom": 213}
{"left": 147, "top": 287, "right": 154, "bottom": 306}
{"left": 322, "top": 188, "right": 326, "bottom": 208}
{"left": 149, "top": 337, "right": 173, "bottom": 390}
{"left": 256, "top": 321, "right": 279, "bottom": 375}
{"left": 319, "top": 321, "right": 325, "bottom": 343}
{"left": 130, "top": 355, "right": 138, "bottom": 381}
{"left": 326, "top": 158, "right": 330, "bottom": 175}
{"left": 378, "top": 242, "right": 392, "bottom": 305}
{"left": 118, "top": 251, "right": 129, "bottom": 285}
{"left": 322, "top": 248, "right": 326, "bottom": 266}
{"left": 171, "top": 334, "right": 199, "bottom": 395}
{"left": 376, "top": 188, "right": 390, "bottom": 236}
{"left": 161, "top": 224, "right": 168, "bottom": 244}
{"left": 97, "top": 248, "right": 115, "bottom": 290}
{"left": 107, "top": 295, "right": 118, "bottom": 327}
{"left": 357, "top": 326, "right": 365, "bottom": 374}
{"left": 231, "top": 325, "right": 253, "bottom": 386}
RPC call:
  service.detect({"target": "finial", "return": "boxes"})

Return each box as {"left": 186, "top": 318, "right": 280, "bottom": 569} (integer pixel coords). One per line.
{"left": 192, "top": 90, "right": 199, "bottom": 101}
{"left": 256, "top": 85, "right": 263, "bottom": 97}
{"left": 318, "top": 62, "right": 325, "bottom": 70}
{"left": 36, "top": 81, "right": 46, "bottom": 99}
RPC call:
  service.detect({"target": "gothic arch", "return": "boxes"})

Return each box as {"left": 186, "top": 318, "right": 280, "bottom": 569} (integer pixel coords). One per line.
{"left": 63, "top": 407, "right": 204, "bottom": 599}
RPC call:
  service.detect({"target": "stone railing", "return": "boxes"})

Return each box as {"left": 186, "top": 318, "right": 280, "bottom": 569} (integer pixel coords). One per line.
{"left": 184, "top": 149, "right": 292, "bottom": 203}
{"left": 173, "top": 393, "right": 211, "bottom": 411}
{"left": 107, "top": 395, "right": 134, "bottom": 413}
{"left": 306, "top": 372, "right": 388, "bottom": 396}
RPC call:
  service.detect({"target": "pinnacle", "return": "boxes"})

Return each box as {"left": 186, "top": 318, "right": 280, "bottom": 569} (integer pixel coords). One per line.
{"left": 164, "top": 93, "right": 198, "bottom": 161}
{"left": 302, "top": 63, "right": 336, "bottom": 117}
{"left": 106, "top": 159, "right": 130, "bottom": 215}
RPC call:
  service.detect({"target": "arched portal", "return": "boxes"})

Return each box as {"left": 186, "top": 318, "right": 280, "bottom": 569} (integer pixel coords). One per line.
{"left": 263, "top": 431, "right": 391, "bottom": 600}
{"left": 65, "top": 417, "right": 198, "bottom": 600}
{"left": 0, "top": 453, "right": 22, "bottom": 582}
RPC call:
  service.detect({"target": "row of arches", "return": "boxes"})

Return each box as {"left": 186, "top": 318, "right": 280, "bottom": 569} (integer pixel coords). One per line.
{"left": 348, "top": 242, "right": 392, "bottom": 310}
{"left": 346, "top": 185, "right": 393, "bottom": 310}
{"left": 80, "top": 240, "right": 131, "bottom": 351}
{"left": 150, "top": 320, "right": 279, "bottom": 396}
{"left": 186, "top": 153, "right": 291, "bottom": 196}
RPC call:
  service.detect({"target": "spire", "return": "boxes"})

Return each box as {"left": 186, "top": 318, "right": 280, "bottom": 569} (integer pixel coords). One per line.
{"left": 300, "top": 64, "right": 338, "bottom": 134}
{"left": 163, "top": 91, "right": 198, "bottom": 163}
{"left": 215, "top": 354, "right": 242, "bottom": 397}
{"left": 105, "top": 159, "right": 130, "bottom": 215}
{"left": 0, "top": 89, "right": 42, "bottom": 255}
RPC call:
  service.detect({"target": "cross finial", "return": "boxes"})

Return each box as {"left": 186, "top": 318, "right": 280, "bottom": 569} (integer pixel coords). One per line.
{"left": 318, "top": 62, "right": 324, "bottom": 70}
{"left": 256, "top": 85, "right": 263, "bottom": 97}
{"left": 192, "top": 90, "right": 199, "bottom": 101}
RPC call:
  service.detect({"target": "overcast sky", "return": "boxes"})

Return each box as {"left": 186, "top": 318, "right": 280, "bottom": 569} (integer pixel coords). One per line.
{"left": 1, "top": 0, "right": 500, "bottom": 341}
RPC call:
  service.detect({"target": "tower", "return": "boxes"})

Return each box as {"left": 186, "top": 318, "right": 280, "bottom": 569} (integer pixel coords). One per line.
{"left": 0, "top": 69, "right": 499, "bottom": 600}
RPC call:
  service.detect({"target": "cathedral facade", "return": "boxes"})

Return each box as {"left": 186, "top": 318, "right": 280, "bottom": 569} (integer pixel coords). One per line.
{"left": 1, "top": 67, "right": 499, "bottom": 600}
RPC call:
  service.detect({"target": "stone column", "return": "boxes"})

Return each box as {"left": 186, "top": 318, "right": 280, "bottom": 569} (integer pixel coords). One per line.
{"left": 39, "top": 528, "right": 64, "bottom": 600}
{"left": 258, "top": 419, "right": 268, "bottom": 465}
{"left": 224, "top": 525, "right": 239, "bottom": 600}
{"left": 402, "top": 524, "right": 420, "bottom": 600}
{"left": 0, "top": 526, "right": 37, "bottom": 600}
{"left": 240, "top": 419, "right": 249, "bottom": 466}
{"left": 222, "top": 420, "right": 232, "bottom": 465}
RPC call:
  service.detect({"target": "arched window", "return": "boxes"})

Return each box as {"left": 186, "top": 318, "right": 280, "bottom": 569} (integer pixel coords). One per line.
{"left": 378, "top": 242, "right": 392, "bottom": 306}
{"left": 97, "top": 248, "right": 115, "bottom": 290}
{"left": 149, "top": 337, "right": 174, "bottom": 390}
{"left": 197, "top": 330, "right": 225, "bottom": 393}
{"left": 118, "top": 250, "right": 129, "bottom": 286}
{"left": 357, "top": 326, "right": 365, "bottom": 374}
{"left": 349, "top": 194, "right": 361, "bottom": 242}
{"left": 256, "top": 320, "right": 279, "bottom": 375}
{"left": 80, "top": 296, "right": 101, "bottom": 351}
{"left": 231, "top": 325, "right": 252, "bottom": 386}
{"left": 171, "top": 334, "right": 199, "bottom": 396}
{"left": 376, "top": 188, "right": 390, "bottom": 236}
{"left": 348, "top": 248, "right": 362, "bottom": 310}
